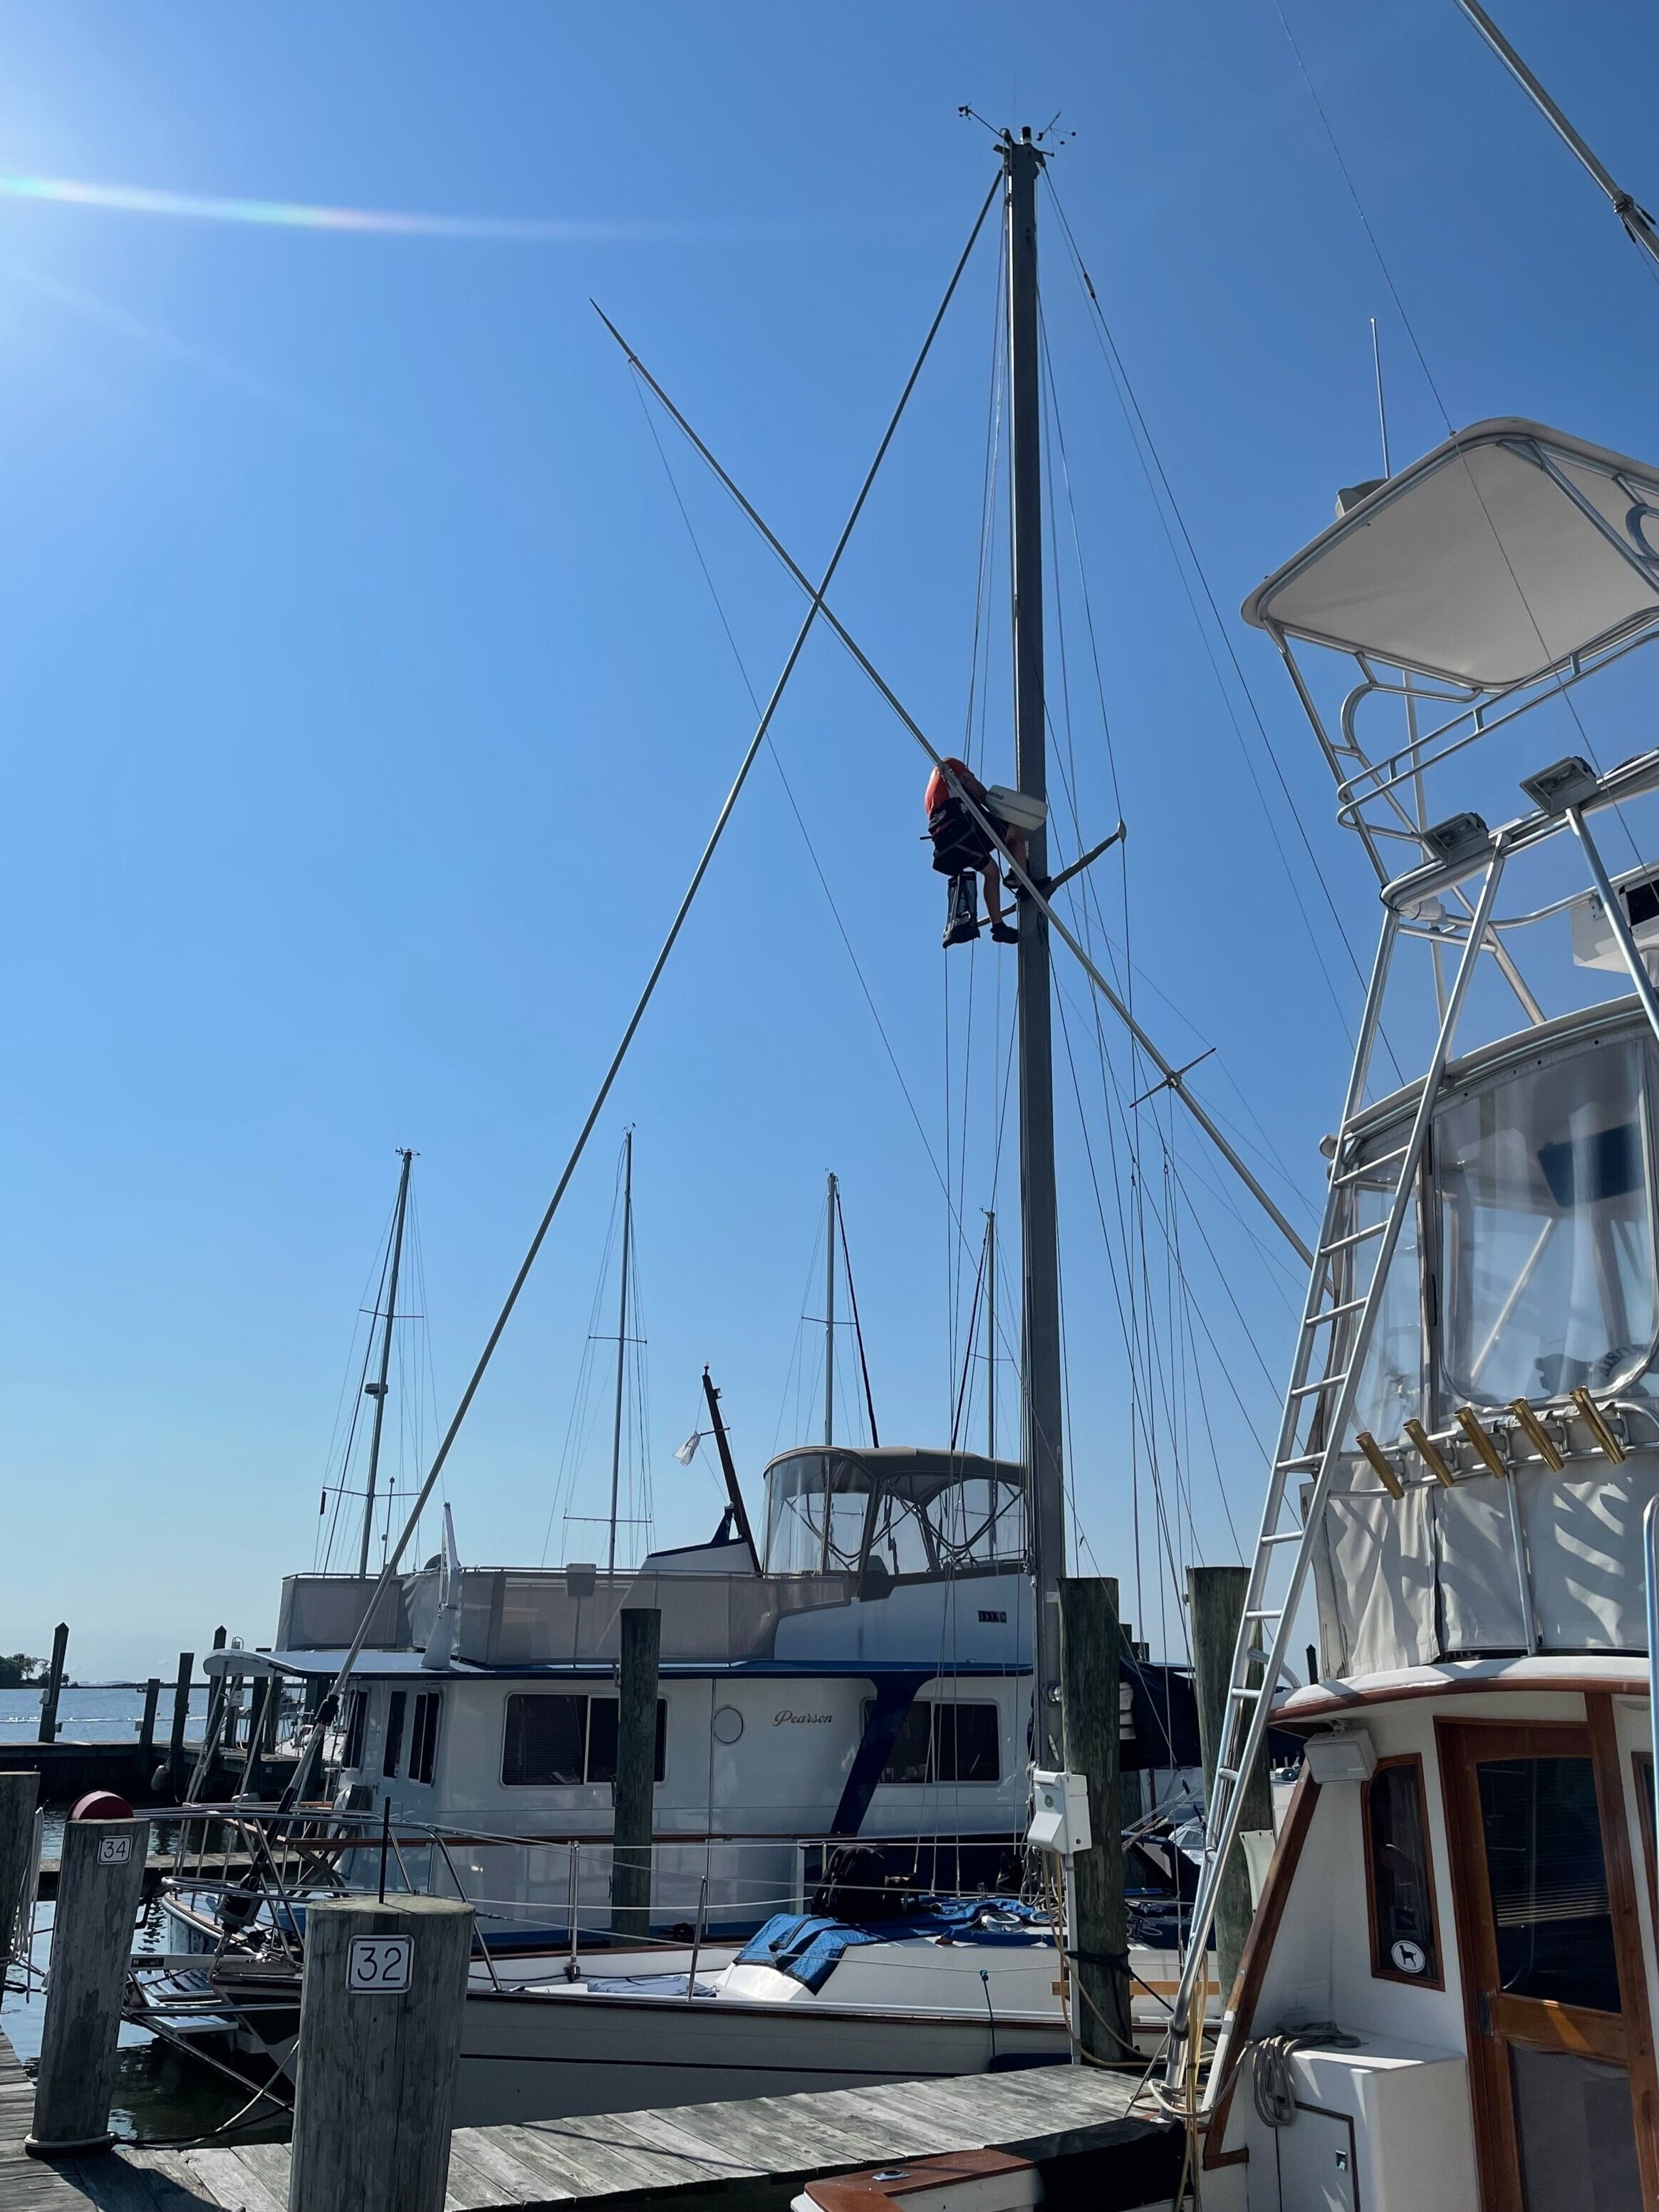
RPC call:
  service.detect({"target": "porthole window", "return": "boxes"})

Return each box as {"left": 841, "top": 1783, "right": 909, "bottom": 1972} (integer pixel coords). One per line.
{"left": 712, "top": 1705, "right": 744, "bottom": 1745}
{"left": 1363, "top": 1755, "right": 1442, "bottom": 1986}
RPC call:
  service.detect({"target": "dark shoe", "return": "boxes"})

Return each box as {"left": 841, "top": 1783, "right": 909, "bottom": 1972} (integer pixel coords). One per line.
{"left": 990, "top": 922, "right": 1019, "bottom": 945}
{"left": 944, "top": 915, "right": 982, "bottom": 949}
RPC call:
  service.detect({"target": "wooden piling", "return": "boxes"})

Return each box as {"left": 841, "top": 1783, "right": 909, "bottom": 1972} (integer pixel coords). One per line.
{"left": 287, "top": 1893, "right": 472, "bottom": 2212}
{"left": 1189, "top": 1564, "right": 1274, "bottom": 2000}
{"left": 167, "top": 1652, "right": 193, "bottom": 1782}
{"left": 0, "top": 1770, "right": 39, "bottom": 1968}
{"left": 26, "top": 1814, "right": 148, "bottom": 2156}
{"left": 611, "top": 1606, "right": 660, "bottom": 1941}
{"left": 138, "top": 1678, "right": 161, "bottom": 1757}
{"left": 1058, "top": 1576, "right": 1132, "bottom": 2064}
{"left": 36, "top": 1624, "right": 68, "bottom": 1745}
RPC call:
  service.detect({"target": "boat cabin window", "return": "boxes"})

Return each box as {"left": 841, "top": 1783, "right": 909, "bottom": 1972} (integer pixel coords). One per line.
{"left": 341, "top": 1688, "right": 369, "bottom": 1771}
{"left": 763, "top": 1449, "right": 1026, "bottom": 1577}
{"left": 1476, "top": 1755, "right": 1619, "bottom": 2014}
{"left": 409, "top": 1691, "right": 442, "bottom": 1786}
{"left": 861, "top": 1698, "right": 999, "bottom": 1784}
{"left": 383, "top": 1690, "right": 407, "bottom": 1779}
{"left": 501, "top": 1692, "right": 666, "bottom": 1787}
{"left": 1363, "top": 1755, "right": 1441, "bottom": 1985}
{"left": 1437, "top": 1037, "right": 1658, "bottom": 1409}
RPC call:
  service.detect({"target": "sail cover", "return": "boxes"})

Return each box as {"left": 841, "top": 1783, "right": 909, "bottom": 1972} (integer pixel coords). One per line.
{"left": 1242, "top": 418, "right": 1659, "bottom": 689}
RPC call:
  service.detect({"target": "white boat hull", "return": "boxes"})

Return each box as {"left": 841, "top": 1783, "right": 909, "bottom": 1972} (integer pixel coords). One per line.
{"left": 452, "top": 1985, "right": 1073, "bottom": 2127}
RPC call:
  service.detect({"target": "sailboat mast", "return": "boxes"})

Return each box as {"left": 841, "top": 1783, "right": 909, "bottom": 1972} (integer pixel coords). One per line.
{"left": 823, "top": 1170, "right": 837, "bottom": 1449}
{"left": 358, "top": 1148, "right": 414, "bottom": 1579}
{"left": 984, "top": 1209, "right": 997, "bottom": 1460}
{"left": 607, "top": 1128, "right": 635, "bottom": 1577}
{"left": 1005, "top": 127, "right": 1066, "bottom": 1767}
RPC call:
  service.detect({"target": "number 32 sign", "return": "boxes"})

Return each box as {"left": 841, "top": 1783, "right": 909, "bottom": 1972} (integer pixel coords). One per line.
{"left": 348, "top": 1936, "right": 413, "bottom": 1993}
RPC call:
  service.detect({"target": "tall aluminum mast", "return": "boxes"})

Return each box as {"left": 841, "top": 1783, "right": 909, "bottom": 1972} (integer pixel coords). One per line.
{"left": 984, "top": 1208, "right": 997, "bottom": 1461}
{"left": 606, "top": 1128, "right": 635, "bottom": 1576}
{"left": 358, "top": 1148, "right": 414, "bottom": 1578}
{"left": 823, "top": 1170, "right": 838, "bottom": 1450}
{"left": 1005, "top": 126, "right": 1067, "bottom": 1766}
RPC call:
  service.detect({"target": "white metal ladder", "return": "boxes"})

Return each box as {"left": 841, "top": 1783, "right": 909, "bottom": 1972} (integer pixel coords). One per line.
{"left": 1163, "top": 843, "right": 1509, "bottom": 2081}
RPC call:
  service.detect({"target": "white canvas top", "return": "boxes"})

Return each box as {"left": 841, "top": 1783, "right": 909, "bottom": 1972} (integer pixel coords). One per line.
{"left": 1242, "top": 418, "right": 1659, "bottom": 688}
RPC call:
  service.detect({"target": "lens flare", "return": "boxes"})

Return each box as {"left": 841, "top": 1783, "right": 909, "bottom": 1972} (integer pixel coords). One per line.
{"left": 0, "top": 173, "right": 695, "bottom": 241}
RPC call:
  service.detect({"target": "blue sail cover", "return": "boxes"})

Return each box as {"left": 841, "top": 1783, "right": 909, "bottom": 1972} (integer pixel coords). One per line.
{"left": 737, "top": 1900, "right": 1051, "bottom": 1993}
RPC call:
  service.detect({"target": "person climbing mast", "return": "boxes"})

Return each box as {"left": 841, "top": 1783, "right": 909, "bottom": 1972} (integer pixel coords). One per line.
{"left": 924, "top": 755, "right": 1025, "bottom": 948}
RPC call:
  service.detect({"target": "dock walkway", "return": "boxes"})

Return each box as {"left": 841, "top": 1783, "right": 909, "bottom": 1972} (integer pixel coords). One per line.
{"left": 0, "top": 2024, "right": 1179, "bottom": 2211}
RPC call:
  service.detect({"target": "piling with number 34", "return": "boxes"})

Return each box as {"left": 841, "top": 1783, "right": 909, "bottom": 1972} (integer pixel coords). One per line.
{"left": 288, "top": 1894, "right": 473, "bottom": 2212}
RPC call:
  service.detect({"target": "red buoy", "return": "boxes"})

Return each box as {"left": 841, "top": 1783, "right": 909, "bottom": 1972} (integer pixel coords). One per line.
{"left": 68, "top": 1790, "right": 132, "bottom": 1822}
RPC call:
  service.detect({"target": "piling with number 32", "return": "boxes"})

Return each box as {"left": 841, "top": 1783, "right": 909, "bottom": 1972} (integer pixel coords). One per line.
{"left": 287, "top": 1893, "right": 473, "bottom": 2212}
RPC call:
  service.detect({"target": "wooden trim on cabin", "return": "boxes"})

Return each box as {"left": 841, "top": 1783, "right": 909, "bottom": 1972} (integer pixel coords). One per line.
{"left": 1635, "top": 1748, "right": 1658, "bottom": 1935}
{"left": 1360, "top": 1751, "right": 1445, "bottom": 1990}
{"left": 1587, "top": 1693, "right": 1659, "bottom": 2212}
{"left": 1200, "top": 1765, "right": 1323, "bottom": 2172}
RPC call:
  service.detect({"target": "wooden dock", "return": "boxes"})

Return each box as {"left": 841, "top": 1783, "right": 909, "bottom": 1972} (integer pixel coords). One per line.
{"left": 0, "top": 2024, "right": 1180, "bottom": 2211}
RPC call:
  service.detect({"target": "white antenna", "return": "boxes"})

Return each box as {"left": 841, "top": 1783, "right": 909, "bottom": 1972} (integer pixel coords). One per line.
{"left": 1370, "top": 316, "right": 1390, "bottom": 478}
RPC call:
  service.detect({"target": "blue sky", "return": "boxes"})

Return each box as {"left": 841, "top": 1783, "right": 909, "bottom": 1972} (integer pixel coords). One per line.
{"left": 4, "top": 0, "right": 1659, "bottom": 1676}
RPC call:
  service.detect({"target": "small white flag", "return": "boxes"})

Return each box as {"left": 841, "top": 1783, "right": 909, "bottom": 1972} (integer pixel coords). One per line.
{"left": 674, "top": 1430, "right": 704, "bottom": 1467}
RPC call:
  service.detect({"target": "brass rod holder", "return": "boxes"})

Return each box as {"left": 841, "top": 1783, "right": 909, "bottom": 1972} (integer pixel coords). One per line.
{"left": 1508, "top": 1399, "right": 1565, "bottom": 1472}
{"left": 1355, "top": 1430, "right": 1405, "bottom": 1499}
{"left": 1571, "top": 1387, "right": 1626, "bottom": 1465}
{"left": 1405, "top": 1418, "right": 1457, "bottom": 1487}
{"left": 1455, "top": 1406, "right": 1509, "bottom": 1480}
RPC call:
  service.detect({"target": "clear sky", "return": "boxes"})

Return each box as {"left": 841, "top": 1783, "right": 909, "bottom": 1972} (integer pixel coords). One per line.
{"left": 4, "top": 0, "right": 1658, "bottom": 1677}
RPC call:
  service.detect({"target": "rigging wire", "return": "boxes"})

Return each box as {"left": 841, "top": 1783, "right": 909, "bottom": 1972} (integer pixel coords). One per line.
{"left": 836, "top": 1189, "right": 881, "bottom": 1445}
{"left": 1038, "top": 187, "right": 1392, "bottom": 1072}
{"left": 1033, "top": 308, "right": 1280, "bottom": 1614}
{"left": 1267, "top": 0, "right": 1645, "bottom": 878}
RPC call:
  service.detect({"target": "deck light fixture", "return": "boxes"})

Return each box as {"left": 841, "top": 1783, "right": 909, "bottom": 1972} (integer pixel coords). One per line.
{"left": 1421, "top": 812, "right": 1490, "bottom": 867}
{"left": 1521, "top": 755, "right": 1600, "bottom": 814}
{"left": 1354, "top": 1430, "right": 1405, "bottom": 1498}
{"left": 1404, "top": 1419, "right": 1457, "bottom": 1487}
{"left": 1508, "top": 1399, "right": 1566, "bottom": 1471}
{"left": 1455, "top": 1406, "right": 1508, "bottom": 1479}
{"left": 1571, "top": 1388, "right": 1626, "bottom": 1464}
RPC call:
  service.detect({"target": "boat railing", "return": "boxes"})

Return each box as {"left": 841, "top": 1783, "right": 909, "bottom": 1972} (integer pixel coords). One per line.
{"left": 153, "top": 1805, "right": 1039, "bottom": 1969}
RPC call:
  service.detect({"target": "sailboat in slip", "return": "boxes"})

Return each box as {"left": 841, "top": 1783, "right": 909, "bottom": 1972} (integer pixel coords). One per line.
{"left": 140, "top": 120, "right": 1285, "bottom": 2128}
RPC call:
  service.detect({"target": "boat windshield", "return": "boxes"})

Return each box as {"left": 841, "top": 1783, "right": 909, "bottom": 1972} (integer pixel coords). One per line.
{"left": 1437, "top": 1035, "right": 1659, "bottom": 1408}
{"left": 761, "top": 1448, "right": 1027, "bottom": 1577}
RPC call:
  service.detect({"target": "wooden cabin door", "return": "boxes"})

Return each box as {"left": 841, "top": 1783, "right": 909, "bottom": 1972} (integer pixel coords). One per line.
{"left": 1438, "top": 1712, "right": 1659, "bottom": 2212}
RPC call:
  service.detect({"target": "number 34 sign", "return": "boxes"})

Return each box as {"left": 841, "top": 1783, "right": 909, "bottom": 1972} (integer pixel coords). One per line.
{"left": 348, "top": 1936, "right": 413, "bottom": 1993}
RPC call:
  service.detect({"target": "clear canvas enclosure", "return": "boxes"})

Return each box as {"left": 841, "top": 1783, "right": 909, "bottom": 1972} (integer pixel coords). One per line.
{"left": 1437, "top": 1037, "right": 1658, "bottom": 1407}
{"left": 761, "top": 1448, "right": 1028, "bottom": 1579}
{"left": 1343, "top": 1019, "right": 1659, "bottom": 1430}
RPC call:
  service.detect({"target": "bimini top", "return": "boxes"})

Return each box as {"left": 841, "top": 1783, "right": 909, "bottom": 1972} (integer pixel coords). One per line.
{"left": 1242, "top": 418, "right": 1659, "bottom": 689}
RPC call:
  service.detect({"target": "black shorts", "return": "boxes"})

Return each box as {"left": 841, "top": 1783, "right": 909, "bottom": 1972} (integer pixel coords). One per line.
{"left": 928, "top": 797, "right": 999, "bottom": 876}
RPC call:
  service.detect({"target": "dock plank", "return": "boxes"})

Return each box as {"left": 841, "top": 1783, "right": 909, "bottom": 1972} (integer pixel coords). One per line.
{"left": 0, "top": 2023, "right": 1175, "bottom": 2212}
{"left": 594, "top": 2106, "right": 766, "bottom": 2184}
{"left": 177, "top": 2147, "right": 287, "bottom": 2212}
